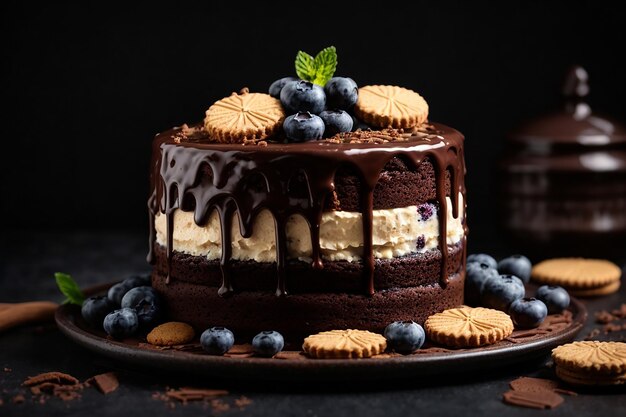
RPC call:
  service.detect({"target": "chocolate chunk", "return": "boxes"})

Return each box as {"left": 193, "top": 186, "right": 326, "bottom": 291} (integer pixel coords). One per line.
{"left": 92, "top": 372, "right": 119, "bottom": 395}
{"left": 503, "top": 390, "right": 564, "bottom": 409}
{"left": 509, "top": 377, "right": 559, "bottom": 392}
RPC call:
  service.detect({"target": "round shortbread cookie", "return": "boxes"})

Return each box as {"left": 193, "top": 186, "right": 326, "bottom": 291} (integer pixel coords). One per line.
{"left": 303, "top": 329, "right": 387, "bottom": 359}
{"left": 531, "top": 258, "right": 621, "bottom": 289}
{"left": 425, "top": 306, "right": 513, "bottom": 348}
{"left": 147, "top": 321, "right": 195, "bottom": 346}
{"left": 555, "top": 366, "right": 626, "bottom": 386}
{"left": 204, "top": 91, "right": 285, "bottom": 143}
{"left": 552, "top": 341, "right": 626, "bottom": 375}
{"left": 354, "top": 85, "right": 428, "bottom": 129}
{"left": 568, "top": 280, "right": 621, "bottom": 297}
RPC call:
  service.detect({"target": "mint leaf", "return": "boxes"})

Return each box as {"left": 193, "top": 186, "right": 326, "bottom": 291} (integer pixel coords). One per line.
{"left": 294, "top": 46, "right": 338, "bottom": 86}
{"left": 55, "top": 272, "right": 85, "bottom": 306}
{"left": 295, "top": 51, "right": 316, "bottom": 82}
{"left": 312, "top": 46, "right": 337, "bottom": 86}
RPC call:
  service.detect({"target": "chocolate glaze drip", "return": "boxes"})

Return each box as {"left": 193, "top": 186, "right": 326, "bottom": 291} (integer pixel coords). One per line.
{"left": 148, "top": 123, "right": 466, "bottom": 297}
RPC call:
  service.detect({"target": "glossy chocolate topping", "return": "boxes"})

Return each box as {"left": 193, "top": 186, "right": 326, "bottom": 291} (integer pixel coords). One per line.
{"left": 148, "top": 123, "right": 466, "bottom": 297}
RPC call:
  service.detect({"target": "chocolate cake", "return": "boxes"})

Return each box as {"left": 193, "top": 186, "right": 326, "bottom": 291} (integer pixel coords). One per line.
{"left": 147, "top": 52, "right": 467, "bottom": 340}
{"left": 148, "top": 123, "right": 466, "bottom": 340}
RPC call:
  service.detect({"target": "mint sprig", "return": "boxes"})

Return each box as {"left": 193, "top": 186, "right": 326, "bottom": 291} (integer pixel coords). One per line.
{"left": 295, "top": 46, "right": 337, "bottom": 86}
{"left": 55, "top": 272, "right": 85, "bottom": 305}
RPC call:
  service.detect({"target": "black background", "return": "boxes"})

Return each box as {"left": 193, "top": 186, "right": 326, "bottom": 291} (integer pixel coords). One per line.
{"left": 3, "top": 1, "right": 626, "bottom": 247}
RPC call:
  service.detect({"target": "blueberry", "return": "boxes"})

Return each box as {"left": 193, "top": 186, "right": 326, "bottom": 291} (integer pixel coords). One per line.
{"left": 481, "top": 274, "right": 525, "bottom": 312}
{"left": 122, "top": 273, "right": 151, "bottom": 289}
{"left": 416, "top": 235, "right": 426, "bottom": 251}
{"left": 319, "top": 110, "right": 353, "bottom": 137}
{"left": 465, "top": 262, "right": 499, "bottom": 306}
{"left": 324, "top": 77, "right": 358, "bottom": 110}
{"left": 498, "top": 255, "right": 532, "bottom": 284}
{"left": 351, "top": 115, "right": 371, "bottom": 131}
{"left": 417, "top": 203, "right": 436, "bottom": 221}
{"left": 509, "top": 297, "right": 548, "bottom": 328}
{"left": 252, "top": 330, "right": 284, "bottom": 357}
{"left": 200, "top": 327, "right": 235, "bottom": 355}
{"left": 107, "top": 282, "right": 132, "bottom": 305}
{"left": 536, "top": 285, "right": 570, "bottom": 314}
{"left": 107, "top": 274, "right": 151, "bottom": 306}
{"left": 268, "top": 76, "right": 297, "bottom": 99}
{"left": 467, "top": 254, "right": 498, "bottom": 270}
{"left": 121, "top": 286, "right": 161, "bottom": 327}
{"left": 280, "top": 80, "right": 326, "bottom": 114}
{"left": 81, "top": 296, "right": 116, "bottom": 329}
{"left": 103, "top": 308, "right": 139, "bottom": 339}
{"left": 283, "top": 112, "right": 325, "bottom": 142}
{"left": 384, "top": 321, "right": 425, "bottom": 354}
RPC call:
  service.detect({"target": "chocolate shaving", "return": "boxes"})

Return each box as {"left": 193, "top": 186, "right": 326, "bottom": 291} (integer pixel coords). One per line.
{"left": 23, "top": 371, "right": 79, "bottom": 387}
{"left": 274, "top": 351, "right": 308, "bottom": 360}
{"left": 503, "top": 390, "right": 564, "bottom": 409}
{"left": 226, "top": 344, "right": 253, "bottom": 354}
{"left": 91, "top": 372, "right": 119, "bottom": 394}
{"left": 165, "top": 387, "right": 228, "bottom": 404}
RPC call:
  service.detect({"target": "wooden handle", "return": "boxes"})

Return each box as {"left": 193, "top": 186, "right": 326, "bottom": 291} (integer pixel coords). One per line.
{"left": 0, "top": 301, "right": 59, "bottom": 332}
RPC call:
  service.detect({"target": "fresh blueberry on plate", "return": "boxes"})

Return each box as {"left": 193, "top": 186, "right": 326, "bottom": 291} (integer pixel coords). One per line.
{"left": 384, "top": 321, "right": 425, "bottom": 354}
{"left": 324, "top": 77, "right": 358, "bottom": 110}
{"left": 269, "top": 76, "right": 298, "bottom": 99}
{"left": 200, "top": 327, "right": 235, "bottom": 355}
{"left": 480, "top": 274, "right": 525, "bottom": 312}
{"left": 280, "top": 80, "right": 326, "bottom": 114}
{"left": 536, "top": 285, "right": 570, "bottom": 314}
{"left": 252, "top": 330, "right": 284, "bottom": 357}
{"left": 509, "top": 297, "right": 548, "bottom": 328}
{"left": 107, "top": 274, "right": 152, "bottom": 305}
{"left": 121, "top": 286, "right": 161, "bottom": 327}
{"left": 81, "top": 296, "right": 116, "bottom": 329}
{"left": 467, "top": 253, "right": 498, "bottom": 270}
{"left": 319, "top": 110, "right": 353, "bottom": 137}
{"left": 283, "top": 112, "right": 325, "bottom": 142}
{"left": 498, "top": 255, "right": 532, "bottom": 284}
{"left": 103, "top": 308, "right": 139, "bottom": 338}
{"left": 465, "top": 262, "right": 499, "bottom": 306}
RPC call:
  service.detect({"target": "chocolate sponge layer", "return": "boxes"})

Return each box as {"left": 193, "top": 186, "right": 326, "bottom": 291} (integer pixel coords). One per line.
{"left": 152, "top": 271, "right": 464, "bottom": 341}
{"left": 153, "top": 242, "right": 463, "bottom": 293}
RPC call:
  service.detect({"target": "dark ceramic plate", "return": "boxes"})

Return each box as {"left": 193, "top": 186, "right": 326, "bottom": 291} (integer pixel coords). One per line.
{"left": 56, "top": 282, "right": 587, "bottom": 382}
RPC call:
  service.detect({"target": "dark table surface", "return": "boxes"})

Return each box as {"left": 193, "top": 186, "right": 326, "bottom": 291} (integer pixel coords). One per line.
{"left": 1, "top": 231, "right": 625, "bottom": 417}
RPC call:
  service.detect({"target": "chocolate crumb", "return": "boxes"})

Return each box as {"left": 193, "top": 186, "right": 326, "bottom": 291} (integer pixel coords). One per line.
{"left": 603, "top": 323, "right": 623, "bottom": 333}
{"left": 0, "top": 398, "right": 4, "bottom": 406}
{"left": 235, "top": 396, "right": 252, "bottom": 409}
{"left": 595, "top": 310, "right": 615, "bottom": 324}
{"left": 92, "top": 372, "right": 119, "bottom": 395}
{"left": 3, "top": 367, "right": 11, "bottom": 373}
{"left": 585, "top": 328, "right": 601, "bottom": 340}
{"left": 612, "top": 304, "right": 626, "bottom": 318}
{"left": 239, "top": 87, "right": 250, "bottom": 95}
{"left": 12, "top": 394, "right": 25, "bottom": 404}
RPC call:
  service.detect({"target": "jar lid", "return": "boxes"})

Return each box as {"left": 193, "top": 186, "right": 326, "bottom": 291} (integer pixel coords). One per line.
{"left": 509, "top": 66, "right": 626, "bottom": 148}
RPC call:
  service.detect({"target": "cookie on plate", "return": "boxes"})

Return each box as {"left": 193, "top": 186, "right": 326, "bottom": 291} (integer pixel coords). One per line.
{"left": 531, "top": 258, "right": 621, "bottom": 297}
{"left": 303, "top": 329, "right": 387, "bottom": 359}
{"left": 147, "top": 321, "right": 195, "bottom": 346}
{"left": 425, "top": 306, "right": 514, "bottom": 347}
{"left": 552, "top": 341, "right": 626, "bottom": 386}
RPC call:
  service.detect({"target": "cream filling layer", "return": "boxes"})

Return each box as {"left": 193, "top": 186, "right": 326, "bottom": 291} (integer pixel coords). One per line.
{"left": 155, "top": 194, "right": 464, "bottom": 263}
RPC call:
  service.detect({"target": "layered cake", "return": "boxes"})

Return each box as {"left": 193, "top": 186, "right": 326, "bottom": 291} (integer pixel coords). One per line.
{"left": 148, "top": 48, "right": 467, "bottom": 340}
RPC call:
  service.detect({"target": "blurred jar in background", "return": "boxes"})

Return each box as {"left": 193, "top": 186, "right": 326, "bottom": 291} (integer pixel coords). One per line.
{"left": 499, "top": 66, "right": 626, "bottom": 260}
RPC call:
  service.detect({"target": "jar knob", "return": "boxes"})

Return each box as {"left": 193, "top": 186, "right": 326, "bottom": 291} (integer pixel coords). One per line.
{"left": 562, "top": 65, "right": 590, "bottom": 116}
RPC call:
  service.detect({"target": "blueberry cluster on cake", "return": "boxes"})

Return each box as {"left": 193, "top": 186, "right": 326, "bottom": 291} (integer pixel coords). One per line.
{"left": 148, "top": 47, "right": 467, "bottom": 340}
